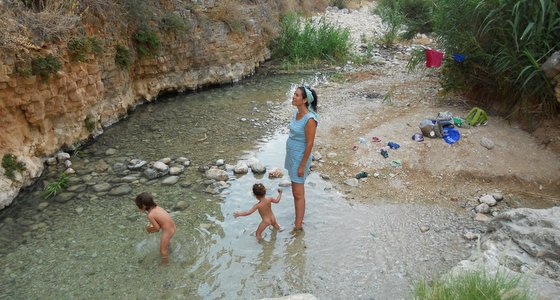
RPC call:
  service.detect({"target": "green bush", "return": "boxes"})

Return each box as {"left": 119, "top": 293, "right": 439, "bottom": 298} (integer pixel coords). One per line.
{"left": 330, "top": 0, "right": 347, "bottom": 9}
{"left": 270, "top": 13, "right": 351, "bottom": 66}
{"left": 84, "top": 114, "right": 96, "bottom": 132}
{"left": 2, "top": 154, "right": 26, "bottom": 180}
{"left": 31, "top": 54, "right": 62, "bottom": 82}
{"left": 160, "top": 13, "right": 188, "bottom": 32}
{"left": 375, "top": 4, "right": 405, "bottom": 47}
{"left": 133, "top": 26, "right": 161, "bottom": 57}
{"left": 375, "top": 0, "right": 432, "bottom": 40}
{"left": 415, "top": 271, "right": 529, "bottom": 300}
{"left": 115, "top": 44, "right": 132, "bottom": 69}
{"left": 43, "top": 173, "right": 68, "bottom": 199}
{"left": 68, "top": 35, "right": 104, "bottom": 62}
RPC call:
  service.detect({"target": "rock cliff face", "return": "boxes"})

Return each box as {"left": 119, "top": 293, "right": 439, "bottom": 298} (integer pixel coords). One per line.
{"left": 0, "top": 1, "right": 282, "bottom": 209}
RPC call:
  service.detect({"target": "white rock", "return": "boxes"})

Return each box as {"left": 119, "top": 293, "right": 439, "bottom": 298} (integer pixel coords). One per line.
{"left": 475, "top": 203, "right": 490, "bottom": 214}
{"left": 152, "top": 161, "right": 169, "bottom": 172}
{"left": 480, "top": 137, "right": 494, "bottom": 150}
{"left": 479, "top": 194, "right": 497, "bottom": 206}
{"left": 46, "top": 157, "right": 58, "bottom": 165}
{"left": 344, "top": 178, "right": 359, "bottom": 187}
{"left": 205, "top": 167, "right": 229, "bottom": 181}
{"left": 176, "top": 157, "right": 189, "bottom": 163}
{"left": 312, "top": 151, "right": 322, "bottom": 161}
{"left": 475, "top": 213, "right": 492, "bottom": 222}
{"left": 215, "top": 159, "right": 225, "bottom": 166}
{"left": 169, "top": 166, "right": 184, "bottom": 175}
{"left": 279, "top": 180, "right": 291, "bottom": 187}
{"left": 327, "top": 152, "right": 337, "bottom": 159}
{"left": 251, "top": 162, "right": 266, "bottom": 174}
{"left": 56, "top": 152, "right": 70, "bottom": 162}
{"left": 268, "top": 168, "right": 284, "bottom": 179}
{"left": 65, "top": 168, "right": 76, "bottom": 174}
{"left": 162, "top": 176, "right": 180, "bottom": 185}
{"left": 64, "top": 160, "right": 72, "bottom": 168}
{"left": 463, "top": 232, "right": 479, "bottom": 240}
{"left": 159, "top": 157, "right": 172, "bottom": 164}
{"left": 233, "top": 161, "right": 249, "bottom": 174}
{"left": 491, "top": 192, "right": 503, "bottom": 201}
{"left": 246, "top": 157, "right": 259, "bottom": 169}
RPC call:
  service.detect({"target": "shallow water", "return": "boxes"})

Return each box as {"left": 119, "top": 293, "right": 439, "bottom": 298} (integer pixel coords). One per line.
{"left": 0, "top": 73, "right": 478, "bottom": 299}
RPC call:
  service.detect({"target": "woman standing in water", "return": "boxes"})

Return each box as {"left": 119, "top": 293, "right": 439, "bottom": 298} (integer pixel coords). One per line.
{"left": 285, "top": 86, "right": 318, "bottom": 231}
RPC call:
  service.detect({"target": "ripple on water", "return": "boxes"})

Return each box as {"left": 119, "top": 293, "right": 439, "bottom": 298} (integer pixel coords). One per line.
{"left": 0, "top": 73, "right": 478, "bottom": 299}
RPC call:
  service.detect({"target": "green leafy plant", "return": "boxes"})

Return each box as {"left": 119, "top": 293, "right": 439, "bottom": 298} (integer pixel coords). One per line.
{"left": 133, "top": 26, "right": 161, "bottom": 57}
{"left": 160, "top": 13, "right": 188, "bottom": 33}
{"left": 114, "top": 44, "right": 132, "bottom": 69}
{"left": 270, "top": 13, "right": 351, "bottom": 67}
{"left": 43, "top": 173, "right": 69, "bottom": 199}
{"left": 2, "top": 154, "right": 26, "bottom": 180}
{"left": 84, "top": 113, "right": 96, "bottom": 132}
{"left": 31, "top": 54, "right": 62, "bottom": 82}
{"left": 415, "top": 271, "right": 529, "bottom": 300}
{"left": 375, "top": 4, "right": 405, "bottom": 47}
{"left": 68, "top": 35, "right": 104, "bottom": 62}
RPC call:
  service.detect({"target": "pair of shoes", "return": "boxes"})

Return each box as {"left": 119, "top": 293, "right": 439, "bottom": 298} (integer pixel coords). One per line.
{"left": 352, "top": 145, "right": 359, "bottom": 151}
{"left": 380, "top": 149, "right": 389, "bottom": 158}
{"left": 372, "top": 136, "right": 381, "bottom": 142}
{"left": 388, "top": 141, "right": 400, "bottom": 149}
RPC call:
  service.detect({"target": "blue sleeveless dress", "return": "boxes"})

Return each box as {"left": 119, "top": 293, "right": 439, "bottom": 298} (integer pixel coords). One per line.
{"left": 285, "top": 112, "right": 318, "bottom": 183}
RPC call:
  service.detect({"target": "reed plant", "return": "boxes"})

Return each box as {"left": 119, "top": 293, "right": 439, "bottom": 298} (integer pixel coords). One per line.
{"left": 43, "top": 173, "right": 69, "bottom": 199}
{"left": 270, "top": 13, "right": 351, "bottom": 67}
{"left": 414, "top": 271, "right": 529, "bottom": 300}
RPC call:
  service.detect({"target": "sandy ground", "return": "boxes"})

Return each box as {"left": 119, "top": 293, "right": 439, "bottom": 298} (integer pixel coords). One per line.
{"left": 310, "top": 2, "right": 560, "bottom": 211}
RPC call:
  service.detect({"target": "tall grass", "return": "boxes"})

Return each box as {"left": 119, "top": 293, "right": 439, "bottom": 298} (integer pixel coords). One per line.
{"left": 270, "top": 13, "right": 352, "bottom": 67}
{"left": 375, "top": 0, "right": 432, "bottom": 40}
{"left": 394, "top": 0, "right": 560, "bottom": 120}
{"left": 414, "top": 271, "right": 529, "bottom": 300}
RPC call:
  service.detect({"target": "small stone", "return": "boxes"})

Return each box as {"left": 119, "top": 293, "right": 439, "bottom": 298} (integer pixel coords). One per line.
{"left": 128, "top": 159, "right": 147, "bottom": 170}
{"left": 463, "top": 232, "right": 479, "bottom": 240}
{"left": 64, "top": 160, "right": 72, "bottom": 168}
{"left": 64, "top": 168, "right": 76, "bottom": 174}
{"left": 344, "top": 178, "right": 359, "bottom": 187}
{"left": 105, "top": 148, "right": 117, "bottom": 156}
{"left": 419, "top": 225, "right": 430, "bottom": 233}
{"left": 159, "top": 157, "right": 172, "bottom": 164}
{"left": 113, "top": 162, "right": 126, "bottom": 172}
{"left": 37, "top": 202, "right": 49, "bottom": 210}
{"left": 312, "top": 151, "right": 323, "bottom": 161}
{"left": 122, "top": 174, "right": 140, "bottom": 183}
{"left": 480, "top": 137, "right": 494, "bottom": 150}
{"left": 173, "top": 201, "right": 189, "bottom": 211}
{"left": 479, "top": 194, "right": 497, "bottom": 206}
{"left": 320, "top": 174, "right": 330, "bottom": 180}
{"left": 180, "top": 181, "right": 193, "bottom": 188}
{"left": 47, "top": 157, "right": 58, "bottom": 165}
{"left": 143, "top": 168, "right": 159, "bottom": 180}
{"left": 93, "top": 183, "right": 112, "bottom": 192}
{"left": 475, "top": 213, "right": 492, "bottom": 222}
{"left": 233, "top": 162, "right": 249, "bottom": 174}
{"left": 55, "top": 192, "right": 75, "bottom": 203}
{"left": 268, "top": 168, "right": 284, "bottom": 179}
{"left": 251, "top": 162, "right": 266, "bottom": 174}
{"left": 206, "top": 167, "right": 229, "bottom": 181}
{"left": 183, "top": 160, "right": 191, "bottom": 167}
{"left": 56, "top": 152, "right": 71, "bottom": 162}
{"left": 109, "top": 184, "right": 132, "bottom": 196}
{"left": 75, "top": 207, "right": 84, "bottom": 214}
{"left": 279, "top": 180, "right": 291, "bottom": 187}
{"left": 177, "top": 157, "right": 189, "bottom": 163}
{"left": 215, "top": 159, "right": 225, "bottom": 166}
{"left": 491, "top": 192, "right": 503, "bottom": 201}
{"left": 67, "top": 184, "right": 87, "bottom": 192}
{"left": 373, "top": 173, "right": 380, "bottom": 178}
{"left": 327, "top": 152, "right": 337, "bottom": 159}
{"left": 153, "top": 161, "right": 169, "bottom": 172}
{"left": 169, "top": 166, "right": 184, "bottom": 175}
{"left": 162, "top": 176, "right": 179, "bottom": 185}
{"left": 475, "top": 203, "right": 490, "bottom": 214}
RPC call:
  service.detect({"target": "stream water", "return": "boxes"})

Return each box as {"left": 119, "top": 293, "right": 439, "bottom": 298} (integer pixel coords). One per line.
{"left": 0, "top": 73, "right": 478, "bottom": 299}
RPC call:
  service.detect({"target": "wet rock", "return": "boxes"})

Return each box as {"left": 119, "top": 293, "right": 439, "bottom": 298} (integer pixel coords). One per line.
{"left": 143, "top": 168, "right": 162, "bottom": 180}
{"left": 479, "top": 194, "right": 497, "bottom": 206}
{"left": 159, "top": 157, "right": 172, "bottom": 164}
{"left": 65, "top": 168, "right": 76, "bottom": 174}
{"left": 279, "top": 180, "right": 291, "bottom": 187}
{"left": 113, "top": 162, "right": 126, "bottom": 172}
{"left": 180, "top": 181, "right": 193, "bottom": 188}
{"left": 64, "top": 160, "right": 72, "bottom": 168}
{"left": 233, "top": 161, "right": 249, "bottom": 174}
{"left": 46, "top": 157, "right": 58, "bottom": 165}
{"left": 251, "top": 162, "right": 266, "bottom": 174}
{"left": 122, "top": 174, "right": 141, "bottom": 183}
{"left": 94, "top": 161, "right": 110, "bottom": 172}
{"left": 205, "top": 185, "right": 219, "bottom": 194}
{"left": 37, "top": 202, "right": 49, "bottom": 210}
{"left": 215, "top": 159, "right": 225, "bottom": 166}
{"left": 109, "top": 184, "right": 132, "bottom": 196}
{"left": 344, "top": 178, "right": 359, "bottom": 187}
{"left": 169, "top": 166, "right": 184, "bottom": 175}
{"left": 162, "top": 176, "right": 179, "bottom": 185}
{"left": 152, "top": 161, "right": 169, "bottom": 173}
{"left": 173, "top": 201, "right": 189, "bottom": 211}
{"left": 55, "top": 192, "right": 75, "bottom": 203}
{"left": 480, "top": 137, "right": 494, "bottom": 150}
{"left": 56, "top": 152, "right": 71, "bottom": 162}
{"left": 206, "top": 167, "right": 229, "bottom": 181}
{"left": 105, "top": 148, "right": 117, "bottom": 156}
{"left": 128, "top": 159, "right": 147, "bottom": 170}
{"left": 268, "top": 168, "right": 284, "bottom": 179}
{"left": 246, "top": 157, "right": 259, "bottom": 169}
{"left": 67, "top": 184, "right": 87, "bottom": 192}
{"left": 475, "top": 203, "right": 490, "bottom": 214}
{"left": 92, "top": 183, "right": 112, "bottom": 193}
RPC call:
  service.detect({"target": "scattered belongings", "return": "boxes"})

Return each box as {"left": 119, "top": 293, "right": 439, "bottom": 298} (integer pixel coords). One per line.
{"left": 411, "top": 133, "right": 424, "bottom": 142}
{"left": 380, "top": 149, "right": 389, "bottom": 158}
{"left": 355, "top": 171, "right": 368, "bottom": 179}
{"left": 464, "top": 107, "right": 488, "bottom": 126}
{"left": 390, "top": 160, "right": 402, "bottom": 168}
{"left": 387, "top": 141, "right": 400, "bottom": 149}
{"left": 372, "top": 136, "right": 381, "bottom": 143}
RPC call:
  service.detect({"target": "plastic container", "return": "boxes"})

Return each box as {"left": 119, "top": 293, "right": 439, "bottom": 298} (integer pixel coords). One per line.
{"left": 426, "top": 49, "right": 444, "bottom": 68}
{"left": 442, "top": 127, "right": 461, "bottom": 144}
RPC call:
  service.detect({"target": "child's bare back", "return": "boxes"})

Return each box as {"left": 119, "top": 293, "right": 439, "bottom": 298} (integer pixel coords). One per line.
{"left": 234, "top": 184, "right": 282, "bottom": 241}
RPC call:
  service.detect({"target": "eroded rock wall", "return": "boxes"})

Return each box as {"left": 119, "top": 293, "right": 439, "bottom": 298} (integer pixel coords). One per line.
{"left": 0, "top": 1, "right": 279, "bottom": 209}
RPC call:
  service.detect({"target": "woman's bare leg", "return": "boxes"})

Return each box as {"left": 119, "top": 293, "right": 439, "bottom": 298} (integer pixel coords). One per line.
{"left": 291, "top": 182, "right": 305, "bottom": 230}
